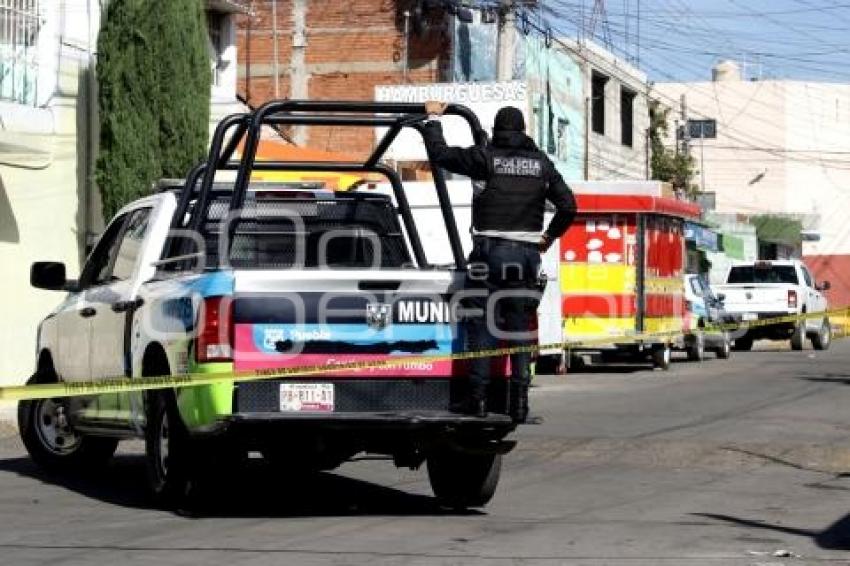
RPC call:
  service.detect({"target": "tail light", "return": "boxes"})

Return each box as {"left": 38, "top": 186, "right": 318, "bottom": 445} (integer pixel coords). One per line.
{"left": 196, "top": 296, "right": 233, "bottom": 362}
{"left": 787, "top": 290, "right": 798, "bottom": 309}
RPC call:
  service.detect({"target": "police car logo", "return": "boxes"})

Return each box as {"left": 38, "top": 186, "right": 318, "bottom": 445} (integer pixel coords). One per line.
{"left": 366, "top": 303, "right": 391, "bottom": 330}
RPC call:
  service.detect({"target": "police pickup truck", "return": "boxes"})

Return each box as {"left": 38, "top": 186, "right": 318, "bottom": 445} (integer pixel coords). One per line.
{"left": 714, "top": 259, "right": 831, "bottom": 351}
{"left": 19, "top": 101, "right": 515, "bottom": 509}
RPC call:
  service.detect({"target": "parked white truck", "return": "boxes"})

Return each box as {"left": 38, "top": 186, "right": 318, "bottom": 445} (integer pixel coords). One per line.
{"left": 714, "top": 260, "right": 831, "bottom": 351}
{"left": 18, "top": 101, "right": 518, "bottom": 510}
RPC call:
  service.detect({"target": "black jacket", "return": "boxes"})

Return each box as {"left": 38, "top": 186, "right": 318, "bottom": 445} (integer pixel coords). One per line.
{"left": 422, "top": 120, "right": 577, "bottom": 241}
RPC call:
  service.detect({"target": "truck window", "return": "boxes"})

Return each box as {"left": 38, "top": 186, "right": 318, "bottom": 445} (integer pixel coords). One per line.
{"left": 111, "top": 208, "right": 152, "bottom": 281}
{"left": 203, "top": 194, "right": 412, "bottom": 270}
{"left": 727, "top": 265, "right": 799, "bottom": 285}
{"left": 80, "top": 213, "right": 129, "bottom": 287}
{"left": 801, "top": 266, "right": 814, "bottom": 288}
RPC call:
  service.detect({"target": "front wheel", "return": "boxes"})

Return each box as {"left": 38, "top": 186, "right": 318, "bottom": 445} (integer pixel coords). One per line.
{"left": 812, "top": 319, "right": 832, "bottom": 351}
{"left": 427, "top": 449, "right": 502, "bottom": 509}
{"left": 19, "top": 396, "right": 118, "bottom": 473}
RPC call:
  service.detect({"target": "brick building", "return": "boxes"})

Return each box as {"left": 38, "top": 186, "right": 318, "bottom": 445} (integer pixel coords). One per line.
{"left": 237, "top": 0, "right": 454, "bottom": 156}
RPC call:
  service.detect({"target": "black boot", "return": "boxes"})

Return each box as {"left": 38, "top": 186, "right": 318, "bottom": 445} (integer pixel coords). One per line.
{"left": 509, "top": 384, "right": 528, "bottom": 424}
{"left": 450, "top": 384, "right": 487, "bottom": 417}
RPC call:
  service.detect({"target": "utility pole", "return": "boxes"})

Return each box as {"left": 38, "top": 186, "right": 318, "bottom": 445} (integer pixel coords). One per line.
{"left": 680, "top": 93, "right": 691, "bottom": 194}
{"left": 496, "top": 0, "right": 515, "bottom": 81}
{"left": 291, "top": 0, "right": 308, "bottom": 144}
{"left": 272, "top": 0, "right": 280, "bottom": 98}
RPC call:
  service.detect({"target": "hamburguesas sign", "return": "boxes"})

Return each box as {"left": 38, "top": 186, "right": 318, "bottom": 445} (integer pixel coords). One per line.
{"left": 374, "top": 80, "right": 530, "bottom": 161}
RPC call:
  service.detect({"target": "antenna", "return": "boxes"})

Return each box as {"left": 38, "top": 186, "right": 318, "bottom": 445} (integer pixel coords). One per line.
{"left": 585, "top": 0, "right": 613, "bottom": 49}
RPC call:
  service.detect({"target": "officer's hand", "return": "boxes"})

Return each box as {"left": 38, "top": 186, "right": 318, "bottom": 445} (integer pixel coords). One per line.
{"left": 425, "top": 100, "right": 448, "bottom": 116}
{"left": 538, "top": 234, "right": 553, "bottom": 253}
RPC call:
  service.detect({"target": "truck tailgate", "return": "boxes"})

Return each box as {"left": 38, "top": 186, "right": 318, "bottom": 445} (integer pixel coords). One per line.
{"left": 716, "top": 284, "right": 790, "bottom": 313}
{"left": 231, "top": 270, "right": 463, "bottom": 378}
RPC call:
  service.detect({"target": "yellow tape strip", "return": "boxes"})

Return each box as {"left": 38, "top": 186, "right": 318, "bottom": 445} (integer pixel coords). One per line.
{"left": 1, "top": 307, "right": 848, "bottom": 402}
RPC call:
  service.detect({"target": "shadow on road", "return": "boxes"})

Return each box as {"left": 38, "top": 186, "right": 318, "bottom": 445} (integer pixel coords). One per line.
{"left": 0, "top": 454, "right": 476, "bottom": 519}
{"left": 693, "top": 512, "right": 850, "bottom": 551}
{"left": 799, "top": 373, "right": 850, "bottom": 385}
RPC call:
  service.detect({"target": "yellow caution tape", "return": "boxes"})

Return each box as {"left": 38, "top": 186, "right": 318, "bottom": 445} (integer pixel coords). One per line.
{"left": 1, "top": 307, "right": 848, "bottom": 402}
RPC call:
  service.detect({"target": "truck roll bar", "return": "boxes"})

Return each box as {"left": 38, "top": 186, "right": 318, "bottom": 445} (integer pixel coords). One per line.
{"left": 181, "top": 100, "right": 490, "bottom": 271}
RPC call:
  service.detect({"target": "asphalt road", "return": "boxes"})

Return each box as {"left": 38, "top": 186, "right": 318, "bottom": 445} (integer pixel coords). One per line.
{"left": 0, "top": 341, "right": 849, "bottom": 565}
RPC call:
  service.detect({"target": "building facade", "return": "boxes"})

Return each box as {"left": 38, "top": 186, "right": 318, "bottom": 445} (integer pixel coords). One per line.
{"left": 0, "top": 0, "right": 245, "bottom": 386}
{"left": 656, "top": 63, "right": 850, "bottom": 304}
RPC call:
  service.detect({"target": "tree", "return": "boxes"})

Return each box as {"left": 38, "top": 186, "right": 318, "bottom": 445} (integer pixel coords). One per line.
{"left": 96, "top": 0, "right": 211, "bottom": 221}
{"left": 649, "top": 101, "right": 697, "bottom": 197}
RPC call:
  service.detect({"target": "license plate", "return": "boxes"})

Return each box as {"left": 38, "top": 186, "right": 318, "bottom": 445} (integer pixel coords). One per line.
{"left": 741, "top": 313, "right": 758, "bottom": 321}
{"left": 279, "top": 383, "right": 334, "bottom": 412}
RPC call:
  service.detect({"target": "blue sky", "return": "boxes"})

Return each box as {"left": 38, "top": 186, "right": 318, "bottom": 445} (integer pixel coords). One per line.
{"left": 540, "top": 0, "right": 850, "bottom": 83}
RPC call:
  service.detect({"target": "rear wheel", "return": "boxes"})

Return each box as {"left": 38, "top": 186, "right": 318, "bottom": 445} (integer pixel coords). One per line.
{"left": 686, "top": 332, "right": 705, "bottom": 362}
{"left": 651, "top": 345, "right": 672, "bottom": 370}
{"left": 427, "top": 449, "right": 501, "bottom": 509}
{"left": 812, "top": 319, "right": 832, "bottom": 351}
{"left": 715, "top": 332, "right": 732, "bottom": 359}
{"left": 733, "top": 335, "right": 753, "bottom": 351}
{"left": 790, "top": 320, "right": 806, "bottom": 351}
{"left": 18, "top": 370, "right": 117, "bottom": 473}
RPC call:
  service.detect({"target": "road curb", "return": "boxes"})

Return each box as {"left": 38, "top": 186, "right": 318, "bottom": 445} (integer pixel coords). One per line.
{"left": 0, "top": 401, "right": 16, "bottom": 432}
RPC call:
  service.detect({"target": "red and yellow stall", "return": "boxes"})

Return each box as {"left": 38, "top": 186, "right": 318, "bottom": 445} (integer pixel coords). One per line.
{"left": 556, "top": 194, "right": 701, "bottom": 369}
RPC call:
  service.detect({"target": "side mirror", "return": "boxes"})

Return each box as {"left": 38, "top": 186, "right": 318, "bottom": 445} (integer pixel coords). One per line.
{"left": 30, "top": 262, "right": 75, "bottom": 291}
{"left": 817, "top": 281, "right": 831, "bottom": 291}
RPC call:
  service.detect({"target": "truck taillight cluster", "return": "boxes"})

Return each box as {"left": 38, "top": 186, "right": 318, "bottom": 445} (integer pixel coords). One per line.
{"left": 787, "top": 290, "right": 798, "bottom": 309}
{"left": 196, "top": 296, "right": 233, "bottom": 363}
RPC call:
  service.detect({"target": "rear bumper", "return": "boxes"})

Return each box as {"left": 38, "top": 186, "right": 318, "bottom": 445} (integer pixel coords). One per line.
{"left": 224, "top": 410, "right": 514, "bottom": 430}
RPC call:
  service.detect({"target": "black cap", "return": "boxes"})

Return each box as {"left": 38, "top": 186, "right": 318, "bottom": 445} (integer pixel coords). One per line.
{"left": 493, "top": 106, "right": 525, "bottom": 132}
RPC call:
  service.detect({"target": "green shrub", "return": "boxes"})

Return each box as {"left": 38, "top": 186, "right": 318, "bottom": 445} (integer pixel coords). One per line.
{"left": 95, "top": 0, "right": 211, "bottom": 221}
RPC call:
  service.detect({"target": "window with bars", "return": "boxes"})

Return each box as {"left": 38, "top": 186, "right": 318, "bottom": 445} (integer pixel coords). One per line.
{"left": 0, "top": 0, "right": 41, "bottom": 106}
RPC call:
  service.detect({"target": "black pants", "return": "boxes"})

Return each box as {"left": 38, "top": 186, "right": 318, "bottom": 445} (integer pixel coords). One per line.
{"left": 464, "top": 236, "right": 542, "bottom": 400}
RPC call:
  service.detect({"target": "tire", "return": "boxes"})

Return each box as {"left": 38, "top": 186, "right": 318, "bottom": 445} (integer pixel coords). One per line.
{"left": 427, "top": 449, "right": 502, "bottom": 509}
{"left": 651, "top": 345, "right": 671, "bottom": 370}
{"left": 686, "top": 332, "right": 705, "bottom": 362}
{"left": 812, "top": 319, "right": 832, "bottom": 351}
{"left": 733, "top": 335, "right": 754, "bottom": 351}
{"left": 145, "top": 392, "right": 194, "bottom": 507}
{"left": 790, "top": 320, "right": 806, "bottom": 351}
{"left": 535, "top": 353, "right": 566, "bottom": 375}
{"left": 715, "top": 332, "right": 732, "bottom": 359}
{"left": 18, "top": 372, "right": 117, "bottom": 473}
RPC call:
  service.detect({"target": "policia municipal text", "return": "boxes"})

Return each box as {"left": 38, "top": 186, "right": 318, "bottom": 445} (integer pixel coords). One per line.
{"left": 422, "top": 101, "right": 577, "bottom": 423}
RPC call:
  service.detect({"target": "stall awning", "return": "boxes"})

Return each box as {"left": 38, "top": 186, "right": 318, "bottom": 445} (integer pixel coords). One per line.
{"left": 721, "top": 234, "right": 745, "bottom": 259}
{"left": 751, "top": 215, "right": 803, "bottom": 247}
{"left": 243, "top": 140, "right": 381, "bottom": 190}
{"left": 684, "top": 222, "right": 720, "bottom": 252}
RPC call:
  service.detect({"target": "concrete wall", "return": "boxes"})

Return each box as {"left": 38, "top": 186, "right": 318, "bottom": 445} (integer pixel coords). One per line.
{"left": 0, "top": 0, "right": 101, "bottom": 386}
{"left": 522, "top": 36, "right": 585, "bottom": 181}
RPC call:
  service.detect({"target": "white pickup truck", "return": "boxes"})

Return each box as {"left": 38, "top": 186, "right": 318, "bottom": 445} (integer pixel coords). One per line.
{"left": 714, "top": 260, "right": 831, "bottom": 351}
{"left": 18, "top": 101, "right": 517, "bottom": 510}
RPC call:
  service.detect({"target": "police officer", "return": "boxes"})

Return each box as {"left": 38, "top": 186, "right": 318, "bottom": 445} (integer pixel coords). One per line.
{"left": 422, "top": 101, "right": 577, "bottom": 423}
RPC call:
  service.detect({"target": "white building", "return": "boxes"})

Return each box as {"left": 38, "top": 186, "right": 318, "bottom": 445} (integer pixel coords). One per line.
{"left": 559, "top": 38, "right": 651, "bottom": 182}
{"left": 655, "top": 61, "right": 850, "bottom": 304}
{"left": 0, "top": 0, "right": 245, "bottom": 387}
